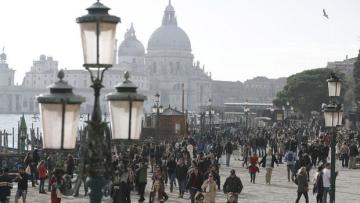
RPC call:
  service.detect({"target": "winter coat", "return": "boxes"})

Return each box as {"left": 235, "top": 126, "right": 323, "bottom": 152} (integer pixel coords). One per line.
{"left": 0, "top": 174, "right": 12, "bottom": 200}
{"left": 136, "top": 165, "right": 148, "bottom": 184}
{"left": 223, "top": 176, "right": 243, "bottom": 194}
{"left": 175, "top": 164, "right": 188, "bottom": 181}
{"left": 349, "top": 144, "right": 359, "bottom": 157}
{"left": 259, "top": 155, "right": 278, "bottom": 168}
{"left": 37, "top": 163, "right": 48, "bottom": 179}
{"left": 201, "top": 180, "right": 217, "bottom": 203}
{"left": 295, "top": 173, "right": 308, "bottom": 193}
{"left": 188, "top": 173, "right": 203, "bottom": 190}
{"left": 225, "top": 142, "right": 233, "bottom": 154}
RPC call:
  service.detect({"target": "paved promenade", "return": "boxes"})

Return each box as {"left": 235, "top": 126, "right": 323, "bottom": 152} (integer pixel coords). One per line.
{"left": 7, "top": 156, "right": 360, "bottom": 203}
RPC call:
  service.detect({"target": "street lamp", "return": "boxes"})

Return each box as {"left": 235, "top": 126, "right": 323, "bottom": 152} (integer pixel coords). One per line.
{"left": 323, "top": 72, "right": 343, "bottom": 203}
{"left": 244, "top": 100, "right": 250, "bottom": 129}
{"left": 37, "top": 2, "right": 140, "bottom": 202}
{"left": 151, "top": 92, "right": 163, "bottom": 140}
{"left": 207, "top": 98, "right": 214, "bottom": 136}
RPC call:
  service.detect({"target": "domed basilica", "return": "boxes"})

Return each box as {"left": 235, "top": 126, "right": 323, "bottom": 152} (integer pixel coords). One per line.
{"left": 0, "top": 1, "right": 284, "bottom": 114}
{"left": 115, "top": 0, "right": 212, "bottom": 111}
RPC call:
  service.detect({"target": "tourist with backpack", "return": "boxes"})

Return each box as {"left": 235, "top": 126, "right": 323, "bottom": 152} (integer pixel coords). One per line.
{"left": 223, "top": 169, "right": 243, "bottom": 203}
{"left": 285, "top": 150, "right": 297, "bottom": 182}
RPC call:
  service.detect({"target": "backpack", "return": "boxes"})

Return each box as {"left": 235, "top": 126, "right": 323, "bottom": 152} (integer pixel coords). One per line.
{"left": 287, "top": 152, "right": 294, "bottom": 162}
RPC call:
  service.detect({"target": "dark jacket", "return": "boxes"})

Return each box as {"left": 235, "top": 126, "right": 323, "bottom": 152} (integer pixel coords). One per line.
{"left": 295, "top": 173, "right": 308, "bottom": 193}
{"left": 175, "top": 164, "right": 188, "bottom": 181}
{"left": 14, "top": 172, "right": 28, "bottom": 190}
{"left": 188, "top": 172, "right": 203, "bottom": 190}
{"left": 223, "top": 175, "right": 243, "bottom": 194}
{"left": 313, "top": 172, "right": 324, "bottom": 195}
{"left": 0, "top": 173, "right": 12, "bottom": 200}
{"left": 349, "top": 144, "right": 359, "bottom": 157}
{"left": 167, "top": 160, "right": 177, "bottom": 174}
{"left": 225, "top": 142, "right": 233, "bottom": 154}
{"left": 259, "top": 155, "right": 278, "bottom": 168}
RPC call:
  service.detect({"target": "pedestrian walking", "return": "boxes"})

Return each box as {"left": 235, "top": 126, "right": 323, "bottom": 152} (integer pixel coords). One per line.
{"left": 50, "top": 169, "right": 64, "bottom": 203}
{"left": 321, "top": 163, "right": 331, "bottom": 203}
{"left": 149, "top": 180, "right": 168, "bottom": 203}
{"left": 187, "top": 167, "right": 203, "bottom": 203}
{"left": 166, "top": 156, "right": 177, "bottom": 192}
{"left": 348, "top": 142, "right": 359, "bottom": 169}
{"left": 294, "top": 167, "right": 309, "bottom": 203}
{"left": 0, "top": 168, "right": 13, "bottom": 203}
{"left": 14, "top": 166, "right": 28, "bottom": 203}
{"left": 37, "top": 160, "right": 47, "bottom": 194}
{"left": 242, "top": 143, "right": 250, "bottom": 167}
{"left": 225, "top": 141, "right": 233, "bottom": 166}
{"left": 284, "top": 150, "right": 297, "bottom": 182}
{"left": 248, "top": 152, "right": 259, "bottom": 184}
{"left": 136, "top": 160, "right": 148, "bottom": 202}
{"left": 340, "top": 142, "right": 350, "bottom": 167}
{"left": 201, "top": 173, "right": 217, "bottom": 203}
{"left": 175, "top": 158, "right": 188, "bottom": 198}
{"left": 259, "top": 149, "right": 278, "bottom": 184}
{"left": 312, "top": 166, "right": 324, "bottom": 203}
{"left": 223, "top": 169, "right": 243, "bottom": 202}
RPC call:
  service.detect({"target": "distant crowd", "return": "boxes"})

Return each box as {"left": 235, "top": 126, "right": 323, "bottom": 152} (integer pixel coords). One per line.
{"left": 0, "top": 124, "right": 359, "bottom": 203}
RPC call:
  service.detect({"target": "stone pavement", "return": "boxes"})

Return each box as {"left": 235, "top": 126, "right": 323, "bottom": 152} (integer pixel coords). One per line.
{"left": 7, "top": 156, "right": 360, "bottom": 203}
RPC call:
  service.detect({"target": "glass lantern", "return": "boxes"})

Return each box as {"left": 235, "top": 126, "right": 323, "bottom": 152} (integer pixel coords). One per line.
{"left": 323, "top": 104, "right": 343, "bottom": 127}
{"left": 76, "top": 1, "right": 120, "bottom": 67}
{"left": 37, "top": 71, "right": 85, "bottom": 149}
{"left": 327, "top": 72, "right": 342, "bottom": 97}
{"left": 106, "top": 71, "right": 146, "bottom": 140}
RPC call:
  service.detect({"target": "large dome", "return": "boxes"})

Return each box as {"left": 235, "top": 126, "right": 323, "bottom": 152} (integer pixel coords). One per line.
{"left": 147, "top": 1, "right": 191, "bottom": 52}
{"left": 118, "top": 24, "right": 145, "bottom": 56}
{"left": 148, "top": 26, "right": 191, "bottom": 51}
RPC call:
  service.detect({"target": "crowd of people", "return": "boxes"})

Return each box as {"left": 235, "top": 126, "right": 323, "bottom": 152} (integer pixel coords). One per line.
{"left": 0, "top": 122, "right": 359, "bottom": 203}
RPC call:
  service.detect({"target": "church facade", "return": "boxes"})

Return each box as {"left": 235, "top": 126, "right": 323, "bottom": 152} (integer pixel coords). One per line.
{"left": 0, "top": 1, "right": 284, "bottom": 114}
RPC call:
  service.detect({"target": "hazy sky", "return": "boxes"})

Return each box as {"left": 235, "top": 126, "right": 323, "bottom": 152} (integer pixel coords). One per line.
{"left": 1, "top": 0, "right": 360, "bottom": 84}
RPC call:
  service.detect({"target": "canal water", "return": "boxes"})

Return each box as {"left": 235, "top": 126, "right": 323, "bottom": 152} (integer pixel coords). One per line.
{"left": 0, "top": 114, "right": 93, "bottom": 149}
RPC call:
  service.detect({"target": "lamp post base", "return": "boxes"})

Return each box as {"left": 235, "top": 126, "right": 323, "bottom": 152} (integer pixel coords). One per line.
{"left": 87, "top": 176, "right": 106, "bottom": 203}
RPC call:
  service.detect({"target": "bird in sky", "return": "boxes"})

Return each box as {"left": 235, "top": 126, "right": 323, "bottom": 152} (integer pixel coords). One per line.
{"left": 323, "top": 9, "right": 329, "bottom": 19}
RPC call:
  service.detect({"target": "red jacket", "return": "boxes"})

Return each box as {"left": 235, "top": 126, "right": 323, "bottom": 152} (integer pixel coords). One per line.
{"left": 38, "top": 164, "right": 47, "bottom": 178}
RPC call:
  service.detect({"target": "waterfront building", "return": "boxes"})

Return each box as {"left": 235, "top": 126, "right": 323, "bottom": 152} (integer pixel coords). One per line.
{"left": 0, "top": 1, "right": 285, "bottom": 114}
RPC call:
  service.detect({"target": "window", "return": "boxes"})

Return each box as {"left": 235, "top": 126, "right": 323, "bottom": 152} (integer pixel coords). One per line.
{"left": 175, "top": 123, "right": 181, "bottom": 134}
{"left": 153, "top": 62, "right": 157, "bottom": 73}
{"left": 23, "top": 99, "right": 28, "bottom": 108}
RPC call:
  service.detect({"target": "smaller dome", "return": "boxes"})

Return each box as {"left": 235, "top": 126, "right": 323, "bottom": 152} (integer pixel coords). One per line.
{"left": 118, "top": 24, "right": 145, "bottom": 57}
{"left": 0, "top": 48, "right": 6, "bottom": 64}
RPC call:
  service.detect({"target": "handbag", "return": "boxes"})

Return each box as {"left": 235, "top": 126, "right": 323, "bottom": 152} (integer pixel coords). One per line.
{"left": 56, "top": 187, "right": 63, "bottom": 199}
{"left": 25, "top": 166, "right": 31, "bottom": 175}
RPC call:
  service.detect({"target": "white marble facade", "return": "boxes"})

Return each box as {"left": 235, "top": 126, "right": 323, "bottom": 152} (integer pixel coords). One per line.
{"left": 0, "top": 1, "right": 212, "bottom": 113}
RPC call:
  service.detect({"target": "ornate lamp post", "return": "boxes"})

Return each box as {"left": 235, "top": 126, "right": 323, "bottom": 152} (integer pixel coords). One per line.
{"left": 323, "top": 72, "right": 343, "bottom": 203}
{"left": 151, "top": 93, "right": 163, "bottom": 140}
{"left": 206, "top": 98, "right": 214, "bottom": 136}
{"left": 38, "top": 1, "right": 144, "bottom": 202}
{"left": 244, "top": 100, "right": 250, "bottom": 129}
{"left": 282, "top": 101, "right": 291, "bottom": 126}
{"left": 76, "top": 2, "right": 120, "bottom": 202}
